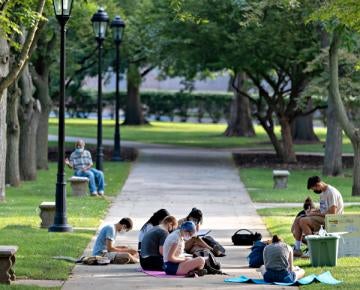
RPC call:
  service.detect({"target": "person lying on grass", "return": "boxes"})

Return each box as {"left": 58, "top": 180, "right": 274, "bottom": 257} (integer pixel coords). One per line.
{"left": 163, "top": 221, "right": 206, "bottom": 276}
{"left": 92, "top": 217, "right": 139, "bottom": 264}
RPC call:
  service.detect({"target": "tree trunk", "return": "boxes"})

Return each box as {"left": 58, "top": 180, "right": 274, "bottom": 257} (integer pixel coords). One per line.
{"left": 258, "top": 117, "right": 285, "bottom": 160}
{"left": 352, "top": 141, "right": 360, "bottom": 196}
{"left": 224, "top": 73, "right": 255, "bottom": 137}
{"left": 320, "top": 27, "right": 343, "bottom": 176}
{"left": 123, "top": 63, "right": 146, "bottom": 125}
{"left": 279, "top": 117, "right": 297, "bottom": 163}
{"left": 0, "top": 38, "right": 10, "bottom": 201}
{"left": 32, "top": 65, "right": 52, "bottom": 170}
{"left": 329, "top": 28, "right": 360, "bottom": 195}
{"left": 323, "top": 94, "right": 343, "bottom": 176}
{"left": 291, "top": 98, "right": 319, "bottom": 142}
{"left": 5, "top": 82, "right": 21, "bottom": 186}
{"left": 18, "top": 64, "right": 40, "bottom": 181}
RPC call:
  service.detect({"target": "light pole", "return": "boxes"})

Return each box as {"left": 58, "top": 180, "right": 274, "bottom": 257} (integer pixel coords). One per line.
{"left": 91, "top": 8, "right": 109, "bottom": 171}
{"left": 110, "top": 16, "right": 125, "bottom": 161}
{"left": 49, "top": 0, "right": 73, "bottom": 232}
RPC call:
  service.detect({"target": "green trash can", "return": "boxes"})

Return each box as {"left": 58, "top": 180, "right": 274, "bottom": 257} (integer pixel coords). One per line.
{"left": 305, "top": 234, "right": 340, "bottom": 267}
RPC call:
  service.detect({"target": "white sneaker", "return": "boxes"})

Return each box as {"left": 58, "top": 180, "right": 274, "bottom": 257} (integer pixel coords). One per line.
{"left": 98, "top": 191, "right": 104, "bottom": 196}
{"left": 90, "top": 192, "right": 98, "bottom": 196}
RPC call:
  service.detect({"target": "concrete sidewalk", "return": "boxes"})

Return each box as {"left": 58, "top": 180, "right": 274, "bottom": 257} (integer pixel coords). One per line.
{"left": 62, "top": 147, "right": 293, "bottom": 289}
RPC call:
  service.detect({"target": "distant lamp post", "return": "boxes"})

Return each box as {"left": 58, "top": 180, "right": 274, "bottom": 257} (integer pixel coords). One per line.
{"left": 91, "top": 8, "right": 109, "bottom": 171}
{"left": 49, "top": 0, "right": 73, "bottom": 232}
{"left": 110, "top": 16, "right": 125, "bottom": 161}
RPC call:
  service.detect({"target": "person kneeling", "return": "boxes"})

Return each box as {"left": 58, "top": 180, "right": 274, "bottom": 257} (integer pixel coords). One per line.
{"left": 261, "top": 235, "right": 305, "bottom": 283}
{"left": 92, "top": 218, "right": 139, "bottom": 264}
{"left": 163, "top": 221, "right": 206, "bottom": 276}
{"left": 140, "top": 215, "right": 178, "bottom": 270}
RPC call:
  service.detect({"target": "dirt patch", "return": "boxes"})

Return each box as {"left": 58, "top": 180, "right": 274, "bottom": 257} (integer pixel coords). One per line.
{"left": 232, "top": 152, "right": 354, "bottom": 169}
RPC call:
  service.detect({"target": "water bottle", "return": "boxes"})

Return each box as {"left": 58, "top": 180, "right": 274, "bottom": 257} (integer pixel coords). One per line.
{"left": 319, "top": 225, "right": 326, "bottom": 237}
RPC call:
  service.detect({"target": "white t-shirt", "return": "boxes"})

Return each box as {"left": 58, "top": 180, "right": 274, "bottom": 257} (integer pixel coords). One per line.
{"left": 138, "top": 223, "right": 153, "bottom": 243}
{"left": 162, "top": 229, "right": 184, "bottom": 263}
{"left": 320, "top": 185, "right": 344, "bottom": 214}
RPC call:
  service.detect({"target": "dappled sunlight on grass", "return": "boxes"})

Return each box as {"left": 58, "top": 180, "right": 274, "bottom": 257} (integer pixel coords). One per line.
{"left": 49, "top": 118, "right": 354, "bottom": 152}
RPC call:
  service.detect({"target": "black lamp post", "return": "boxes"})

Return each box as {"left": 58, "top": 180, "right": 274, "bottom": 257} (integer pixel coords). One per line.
{"left": 111, "top": 16, "right": 125, "bottom": 161}
{"left": 91, "top": 8, "right": 109, "bottom": 171}
{"left": 49, "top": 0, "right": 73, "bottom": 232}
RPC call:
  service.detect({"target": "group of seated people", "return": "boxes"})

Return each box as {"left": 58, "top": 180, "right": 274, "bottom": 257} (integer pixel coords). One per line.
{"left": 91, "top": 175, "right": 344, "bottom": 282}
{"left": 92, "top": 208, "right": 215, "bottom": 276}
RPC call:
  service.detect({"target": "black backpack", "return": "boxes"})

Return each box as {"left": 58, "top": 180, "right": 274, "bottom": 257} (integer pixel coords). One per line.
{"left": 193, "top": 249, "right": 225, "bottom": 275}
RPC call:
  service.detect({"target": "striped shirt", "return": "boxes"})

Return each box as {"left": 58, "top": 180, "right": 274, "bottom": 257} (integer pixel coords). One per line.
{"left": 69, "top": 150, "right": 93, "bottom": 170}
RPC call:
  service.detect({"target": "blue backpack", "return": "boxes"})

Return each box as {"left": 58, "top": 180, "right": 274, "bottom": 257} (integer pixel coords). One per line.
{"left": 247, "top": 241, "right": 266, "bottom": 268}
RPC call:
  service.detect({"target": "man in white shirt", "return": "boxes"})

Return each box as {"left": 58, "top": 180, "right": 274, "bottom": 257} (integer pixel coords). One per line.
{"left": 292, "top": 176, "right": 344, "bottom": 257}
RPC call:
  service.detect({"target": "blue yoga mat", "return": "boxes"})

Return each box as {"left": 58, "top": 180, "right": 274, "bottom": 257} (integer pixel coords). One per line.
{"left": 224, "top": 271, "right": 342, "bottom": 286}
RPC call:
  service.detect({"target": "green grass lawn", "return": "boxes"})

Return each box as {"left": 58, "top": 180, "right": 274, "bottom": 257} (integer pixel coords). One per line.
{"left": 240, "top": 168, "right": 360, "bottom": 202}
{"left": 258, "top": 206, "right": 360, "bottom": 289}
{"left": 48, "top": 118, "right": 354, "bottom": 153}
{"left": 0, "top": 161, "right": 131, "bottom": 287}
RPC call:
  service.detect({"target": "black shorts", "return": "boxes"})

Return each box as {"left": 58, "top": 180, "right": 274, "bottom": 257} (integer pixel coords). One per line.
{"left": 140, "top": 256, "right": 164, "bottom": 271}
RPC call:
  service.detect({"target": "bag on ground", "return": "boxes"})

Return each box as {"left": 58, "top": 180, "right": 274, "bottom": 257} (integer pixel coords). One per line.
{"left": 202, "top": 235, "right": 226, "bottom": 256}
{"left": 231, "top": 229, "right": 262, "bottom": 246}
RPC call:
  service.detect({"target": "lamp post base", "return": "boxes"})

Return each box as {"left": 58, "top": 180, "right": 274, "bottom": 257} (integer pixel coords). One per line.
{"left": 48, "top": 224, "right": 73, "bottom": 232}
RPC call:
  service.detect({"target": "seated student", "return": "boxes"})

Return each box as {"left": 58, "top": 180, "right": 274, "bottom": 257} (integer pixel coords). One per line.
{"left": 163, "top": 221, "right": 206, "bottom": 276}
{"left": 291, "top": 196, "right": 316, "bottom": 238}
{"left": 92, "top": 218, "right": 139, "bottom": 264}
{"left": 140, "top": 216, "right": 178, "bottom": 271}
{"left": 260, "top": 235, "right": 305, "bottom": 283}
{"left": 178, "top": 208, "right": 224, "bottom": 257}
{"left": 65, "top": 139, "right": 105, "bottom": 196}
{"left": 138, "top": 209, "right": 170, "bottom": 250}
{"left": 292, "top": 176, "right": 344, "bottom": 257}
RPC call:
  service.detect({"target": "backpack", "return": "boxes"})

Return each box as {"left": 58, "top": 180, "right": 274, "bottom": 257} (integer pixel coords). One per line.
{"left": 193, "top": 249, "right": 225, "bottom": 275}
{"left": 80, "top": 256, "right": 111, "bottom": 265}
{"left": 247, "top": 241, "right": 266, "bottom": 268}
{"left": 202, "top": 236, "right": 226, "bottom": 257}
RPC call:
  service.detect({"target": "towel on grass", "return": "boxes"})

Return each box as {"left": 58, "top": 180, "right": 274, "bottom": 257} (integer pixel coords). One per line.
{"left": 224, "top": 271, "right": 342, "bottom": 286}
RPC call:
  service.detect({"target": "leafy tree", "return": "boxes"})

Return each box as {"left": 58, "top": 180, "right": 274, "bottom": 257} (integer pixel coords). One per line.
{"left": 309, "top": 0, "right": 360, "bottom": 195}
{"left": 0, "top": 0, "right": 46, "bottom": 201}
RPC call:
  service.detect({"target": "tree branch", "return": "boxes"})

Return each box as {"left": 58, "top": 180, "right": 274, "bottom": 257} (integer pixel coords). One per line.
{"left": 141, "top": 66, "right": 155, "bottom": 77}
{"left": 0, "top": 0, "right": 46, "bottom": 100}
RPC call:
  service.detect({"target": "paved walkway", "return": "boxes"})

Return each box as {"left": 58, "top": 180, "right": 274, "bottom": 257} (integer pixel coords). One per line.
{"left": 62, "top": 147, "right": 292, "bottom": 290}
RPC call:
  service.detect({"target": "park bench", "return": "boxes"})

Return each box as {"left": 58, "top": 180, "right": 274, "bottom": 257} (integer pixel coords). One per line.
{"left": 0, "top": 246, "right": 18, "bottom": 284}
{"left": 68, "top": 176, "right": 89, "bottom": 196}
{"left": 272, "top": 170, "right": 290, "bottom": 189}
{"left": 39, "top": 201, "right": 55, "bottom": 228}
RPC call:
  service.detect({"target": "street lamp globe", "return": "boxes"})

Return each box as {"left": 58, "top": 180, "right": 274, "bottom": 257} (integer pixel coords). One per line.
{"left": 53, "top": 0, "right": 73, "bottom": 19}
{"left": 110, "top": 15, "right": 125, "bottom": 43}
{"left": 91, "top": 8, "right": 109, "bottom": 40}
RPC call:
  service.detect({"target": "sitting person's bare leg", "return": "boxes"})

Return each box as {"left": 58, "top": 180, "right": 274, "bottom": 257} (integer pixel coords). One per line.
{"left": 176, "top": 257, "right": 205, "bottom": 275}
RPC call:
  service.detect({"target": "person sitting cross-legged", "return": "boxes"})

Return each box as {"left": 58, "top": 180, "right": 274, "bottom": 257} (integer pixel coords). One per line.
{"left": 65, "top": 139, "right": 105, "bottom": 196}
{"left": 140, "top": 215, "right": 178, "bottom": 271}
{"left": 163, "top": 221, "right": 206, "bottom": 276}
{"left": 92, "top": 217, "right": 139, "bottom": 264}
{"left": 260, "top": 235, "right": 305, "bottom": 283}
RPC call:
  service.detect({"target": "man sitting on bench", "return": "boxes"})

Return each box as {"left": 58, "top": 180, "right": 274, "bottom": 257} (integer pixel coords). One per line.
{"left": 292, "top": 176, "right": 344, "bottom": 257}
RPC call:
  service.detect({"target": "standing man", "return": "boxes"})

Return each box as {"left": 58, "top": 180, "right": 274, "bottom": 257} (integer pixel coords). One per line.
{"left": 92, "top": 217, "right": 139, "bottom": 264}
{"left": 292, "top": 176, "right": 344, "bottom": 257}
{"left": 65, "top": 139, "right": 105, "bottom": 196}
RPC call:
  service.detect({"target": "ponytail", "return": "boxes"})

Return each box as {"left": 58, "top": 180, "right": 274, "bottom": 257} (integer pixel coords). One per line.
{"left": 272, "top": 235, "right": 282, "bottom": 243}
